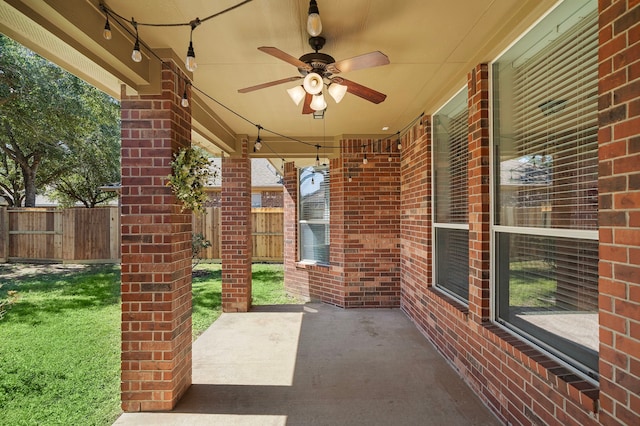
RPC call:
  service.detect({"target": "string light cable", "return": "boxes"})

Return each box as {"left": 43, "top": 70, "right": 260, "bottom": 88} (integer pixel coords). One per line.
{"left": 99, "top": 1, "right": 424, "bottom": 164}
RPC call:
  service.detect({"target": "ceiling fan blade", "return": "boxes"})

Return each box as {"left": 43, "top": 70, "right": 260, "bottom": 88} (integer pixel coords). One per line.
{"left": 238, "top": 76, "right": 301, "bottom": 93}
{"left": 258, "top": 46, "right": 313, "bottom": 71}
{"left": 327, "top": 51, "right": 390, "bottom": 74}
{"left": 302, "top": 93, "right": 313, "bottom": 114}
{"left": 336, "top": 77, "right": 387, "bottom": 104}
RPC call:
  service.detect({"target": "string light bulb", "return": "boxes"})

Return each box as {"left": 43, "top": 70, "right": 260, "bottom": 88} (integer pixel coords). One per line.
{"left": 315, "top": 145, "right": 321, "bottom": 167}
{"left": 348, "top": 174, "right": 352, "bottom": 183}
{"left": 363, "top": 153, "right": 368, "bottom": 165}
{"left": 103, "top": 14, "right": 112, "bottom": 40}
{"left": 397, "top": 134, "right": 402, "bottom": 150}
{"left": 181, "top": 84, "right": 189, "bottom": 108}
{"left": 307, "top": 0, "right": 322, "bottom": 37}
{"left": 254, "top": 125, "right": 263, "bottom": 152}
{"left": 185, "top": 19, "right": 200, "bottom": 72}
{"left": 131, "top": 21, "right": 142, "bottom": 62}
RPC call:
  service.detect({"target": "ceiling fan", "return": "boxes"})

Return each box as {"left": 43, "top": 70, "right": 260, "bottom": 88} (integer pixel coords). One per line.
{"left": 237, "top": 0, "right": 390, "bottom": 114}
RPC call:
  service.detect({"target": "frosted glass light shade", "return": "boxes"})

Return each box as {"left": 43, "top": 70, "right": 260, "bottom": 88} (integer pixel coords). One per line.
{"left": 287, "top": 86, "right": 306, "bottom": 105}
{"left": 303, "top": 73, "right": 323, "bottom": 95}
{"left": 328, "top": 83, "right": 347, "bottom": 103}
{"left": 310, "top": 93, "right": 327, "bottom": 111}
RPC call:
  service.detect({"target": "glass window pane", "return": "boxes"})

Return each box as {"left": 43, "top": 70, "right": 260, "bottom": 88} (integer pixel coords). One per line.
{"left": 299, "top": 166, "right": 330, "bottom": 263}
{"left": 493, "top": 0, "right": 598, "bottom": 231}
{"left": 434, "top": 89, "right": 469, "bottom": 224}
{"left": 435, "top": 228, "right": 469, "bottom": 301}
{"left": 496, "top": 233, "right": 598, "bottom": 375}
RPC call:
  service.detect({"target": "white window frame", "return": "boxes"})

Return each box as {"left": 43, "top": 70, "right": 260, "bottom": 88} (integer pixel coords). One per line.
{"left": 488, "top": 0, "right": 599, "bottom": 384}
{"left": 297, "top": 166, "right": 330, "bottom": 265}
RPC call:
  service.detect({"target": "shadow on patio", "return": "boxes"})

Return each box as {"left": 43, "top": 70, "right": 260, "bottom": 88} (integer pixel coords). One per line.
{"left": 114, "top": 303, "right": 499, "bottom": 425}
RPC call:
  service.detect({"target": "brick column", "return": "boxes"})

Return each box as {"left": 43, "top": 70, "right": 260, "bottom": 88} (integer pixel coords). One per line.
{"left": 221, "top": 137, "right": 252, "bottom": 312}
{"left": 467, "top": 64, "right": 491, "bottom": 323}
{"left": 120, "top": 62, "right": 192, "bottom": 411}
{"left": 598, "top": 1, "right": 640, "bottom": 424}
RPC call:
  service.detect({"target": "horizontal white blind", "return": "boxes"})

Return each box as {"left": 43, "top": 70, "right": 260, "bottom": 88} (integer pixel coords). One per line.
{"left": 434, "top": 90, "right": 469, "bottom": 224}
{"left": 299, "top": 167, "right": 330, "bottom": 263}
{"left": 496, "top": 9, "right": 598, "bottom": 231}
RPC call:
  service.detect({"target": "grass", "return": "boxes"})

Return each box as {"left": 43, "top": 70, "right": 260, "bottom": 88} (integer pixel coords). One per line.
{"left": 508, "top": 261, "right": 556, "bottom": 308}
{"left": 0, "top": 262, "right": 298, "bottom": 425}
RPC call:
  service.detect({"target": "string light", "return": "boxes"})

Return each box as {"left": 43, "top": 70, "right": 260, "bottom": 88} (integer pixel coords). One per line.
{"left": 254, "top": 125, "right": 263, "bottom": 152}
{"left": 100, "top": 2, "right": 424, "bottom": 166}
{"left": 181, "top": 82, "right": 189, "bottom": 107}
{"left": 131, "top": 20, "right": 142, "bottom": 62}
{"left": 185, "top": 19, "right": 200, "bottom": 72}
{"left": 103, "top": 14, "right": 112, "bottom": 40}
{"left": 315, "top": 145, "right": 321, "bottom": 167}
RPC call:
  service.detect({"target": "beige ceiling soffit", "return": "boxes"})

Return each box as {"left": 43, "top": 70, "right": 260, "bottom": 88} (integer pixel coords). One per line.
{"left": 418, "top": 0, "right": 558, "bottom": 115}
{"left": 4, "top": 0, "right": 155, "bottom": 94}
{"left": 191, "top": 92, "right": 237, "bottom": 155}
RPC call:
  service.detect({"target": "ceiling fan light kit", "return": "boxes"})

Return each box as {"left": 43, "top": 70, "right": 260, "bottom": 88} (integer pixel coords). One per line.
{"left": 238, "top": 0, "right": 390, "bottom": 115}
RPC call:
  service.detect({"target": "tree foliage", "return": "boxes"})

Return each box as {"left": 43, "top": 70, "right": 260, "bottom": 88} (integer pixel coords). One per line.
{"left": 0, "top": 34, "right": 120, "bottom": 207}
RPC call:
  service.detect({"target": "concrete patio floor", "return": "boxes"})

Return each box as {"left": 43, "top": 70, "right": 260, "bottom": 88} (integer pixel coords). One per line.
{"left": 114, "top": 303, "right": 500, "bottom": 425}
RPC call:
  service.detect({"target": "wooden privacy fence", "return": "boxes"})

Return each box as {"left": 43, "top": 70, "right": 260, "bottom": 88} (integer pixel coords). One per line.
{"left": 0, "top": 207, "right": 120, "bottom": 263}
{"left": 0, "top": 206, "right": 283, "bottom": 263}
{"left": 192, "top": 207, "right": 284, "bottom": 262}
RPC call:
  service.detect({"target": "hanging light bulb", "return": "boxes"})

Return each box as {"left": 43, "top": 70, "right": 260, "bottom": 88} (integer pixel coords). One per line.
{"left": 287, "top": 86, "right": 306, "bottom": 105}
{"left": 363, "top": 153, "right": 368, "bottom": 165}
{"left": 307, "top": 0, "right": 322, "bottom": 36}
{"left": 181, "top": 86, "right": 189, "bottom": 108}
{"left": 310, "top": 93, "right": 327, "bottom": 111}
{"left": 397, "top": 137, "right": 402, "bottom": 150}
{"left": 328, "top": 82, "right": 347, "bottom": 103}
{"left": 348, "top": 175, "right": 352, "bottom": 183}
{"left": 185, "top": 19, "right": 200, "bottom": 72}
{"left": 303, "top": 73, "right": 324, "bottom": 95}
{"left": 103, "top": 14, "right": 112, "bottom": 40}
{"left": 388, "top": 155, "right": 393, "bottom": 162}
{"left": 131, "top": 21, "right": 142, "bottom": 62}
{"left": 315, "top": 145, "right": 321, "bottom": 167}
{"left": 311, "top": 175, "right": 315, "bottom": 185}
{"left": 254, "top": 125, "right": 263, "bottom": 151}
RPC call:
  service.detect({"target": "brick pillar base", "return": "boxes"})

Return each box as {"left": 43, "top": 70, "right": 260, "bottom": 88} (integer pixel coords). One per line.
{"left": 120, "top": 62, "right": 192, "bottom": 411}
{"left": 221, "top": 137, "right": 252, "bottom": 312}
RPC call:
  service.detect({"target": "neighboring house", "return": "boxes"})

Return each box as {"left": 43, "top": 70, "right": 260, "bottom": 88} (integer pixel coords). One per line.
{"left": 205, "top": 158, "right": 283, "bottom": 208}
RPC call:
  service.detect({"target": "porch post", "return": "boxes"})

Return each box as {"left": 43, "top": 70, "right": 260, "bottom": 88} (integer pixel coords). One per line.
{"left": 221, "top": 136, "right": 252, "bottom": 312}
{"left": 120, "top": 62, "right": 192, "bottom": 411}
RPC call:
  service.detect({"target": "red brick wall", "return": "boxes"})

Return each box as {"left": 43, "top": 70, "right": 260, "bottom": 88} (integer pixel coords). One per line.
{"left": 221, "top": 140, "right": 252, "bottom": 312}
{"left": 120, "top": 62, "right": 192, "bottom": 411}
{"left": 598, "top": 1, "right": 640, "bottom": 424}
{"left": 399, "top": 119, "right": 432, "bottom": 324}
{"left": 467, "top": 64, "right": 491, "bottom": 322}
{"left": 401, "top": 66, "right": 602, "bottom": 426}
{"left": 283, "top": 140, "right": 401, "bottom": 308}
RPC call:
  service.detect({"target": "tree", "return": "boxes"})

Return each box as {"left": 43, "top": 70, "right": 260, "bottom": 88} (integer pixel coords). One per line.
{"left": 0, "top": 34, "right": 120, "bottom": 207}
{"left": 48, "top": 94, "right": 120, "bottom": 207}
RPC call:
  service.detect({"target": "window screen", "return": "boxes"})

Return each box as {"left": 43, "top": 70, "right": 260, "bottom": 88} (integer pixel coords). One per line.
{"left": 433, "top": 88, "right": 469, "bottom": 301}
{"left": 492, "top": 0, "right": 598, "bottom": 378}
{"left": 299, "top": 166, "right": 330, "bottom": 264}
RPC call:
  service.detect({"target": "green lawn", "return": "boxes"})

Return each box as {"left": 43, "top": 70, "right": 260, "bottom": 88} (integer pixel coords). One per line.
{"left": 0, "top": 262, "right": 297, "bottom": 426}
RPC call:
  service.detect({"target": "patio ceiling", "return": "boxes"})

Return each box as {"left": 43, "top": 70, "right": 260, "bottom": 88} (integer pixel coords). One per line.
{"left": 0, "top": 0, "right": 556, "bottom": 160}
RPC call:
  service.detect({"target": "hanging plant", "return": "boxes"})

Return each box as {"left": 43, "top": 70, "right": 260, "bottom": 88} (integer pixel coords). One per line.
{"left": 167, "top": 147, "right": 217, "bottom": 214}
